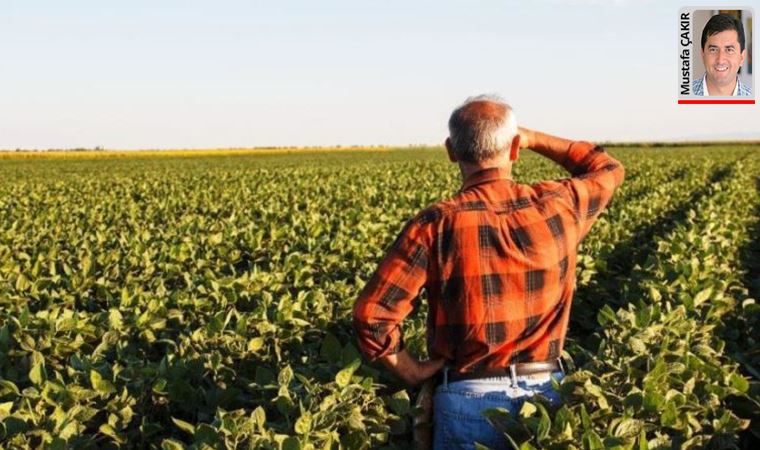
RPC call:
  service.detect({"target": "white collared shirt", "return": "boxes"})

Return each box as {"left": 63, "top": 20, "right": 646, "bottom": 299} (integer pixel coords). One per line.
{"left": 702, "top": 73, "right": 739, "bottom": 96}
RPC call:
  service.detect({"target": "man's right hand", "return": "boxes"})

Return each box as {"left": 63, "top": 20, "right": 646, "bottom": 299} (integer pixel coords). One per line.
{"left": 517, "top": 127, "right": 535, "bottom": 150}
{"left": 516, "top": 127, "right": 575, "bottom": 168}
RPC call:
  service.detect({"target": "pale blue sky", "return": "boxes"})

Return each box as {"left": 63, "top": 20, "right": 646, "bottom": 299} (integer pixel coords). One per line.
{"left": 1, "top": 0, "right": 758, "bottom": 149}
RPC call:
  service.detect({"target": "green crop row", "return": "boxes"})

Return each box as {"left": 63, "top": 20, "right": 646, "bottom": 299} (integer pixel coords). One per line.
{"left": 0, "top": 146, "right": 757, "bottom": 449}
{"left": 570, "top": 157, "right": 721, "bottom": 332}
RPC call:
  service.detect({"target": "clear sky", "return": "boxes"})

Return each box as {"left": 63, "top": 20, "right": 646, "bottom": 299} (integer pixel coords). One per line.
{"left": 1, "top": 0, "right": 758, "bottom": 149}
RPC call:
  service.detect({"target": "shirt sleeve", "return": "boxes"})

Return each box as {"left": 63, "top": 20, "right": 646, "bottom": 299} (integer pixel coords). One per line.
{"left": 541, "top": 141, "right": 625, "bottom": 244}
{"left": 352, "top": 219, "right": 430, "bottom": 362}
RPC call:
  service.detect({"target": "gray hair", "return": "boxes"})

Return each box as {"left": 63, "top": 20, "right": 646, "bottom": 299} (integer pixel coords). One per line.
{"left": 447, "top": 94, "right": 518, "bottom": 163}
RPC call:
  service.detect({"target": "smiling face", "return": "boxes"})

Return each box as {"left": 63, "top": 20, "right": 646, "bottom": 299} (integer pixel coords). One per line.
{"left": 702, "top": 29, "right": 746, "bottom": 89}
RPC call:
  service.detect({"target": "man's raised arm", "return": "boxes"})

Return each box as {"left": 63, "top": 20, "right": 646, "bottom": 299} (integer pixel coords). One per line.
{"left": 518, "top": 127, "right": 625, "bottom": 242}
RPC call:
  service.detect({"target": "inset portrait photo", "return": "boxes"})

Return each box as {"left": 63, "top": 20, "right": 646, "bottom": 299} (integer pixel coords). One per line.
{"left": 678, "top": 7, "right": 754, "bottom": 103}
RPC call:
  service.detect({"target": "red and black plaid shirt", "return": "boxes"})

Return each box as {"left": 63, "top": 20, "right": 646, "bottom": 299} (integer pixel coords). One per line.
{"left": 353, "top": 141, "right": 624, "bottom": 374}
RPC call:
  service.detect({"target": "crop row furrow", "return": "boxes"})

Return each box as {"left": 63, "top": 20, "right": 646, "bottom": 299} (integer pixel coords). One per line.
{"left": 569, "top": 161, "right": 729, "bottom": 336}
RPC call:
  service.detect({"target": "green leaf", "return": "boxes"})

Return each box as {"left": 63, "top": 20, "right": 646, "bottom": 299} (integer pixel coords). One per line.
{"left": 341, "top": 343, "right": 362, "bottom": 366}
{"left": 623, "top": 392, "right": 644, "bottom": 410}
{"left": 194, "top": 423, "right": 220, "bottom": 444}
{"left": 638, "top": 429, "right": 649, "bottom": 450}
{"left": 29, "top": 359, "right": 47, "bottom": 385}
{"left": 90, "top": 370, "right": 116, "bottom": 395}
{"left": 81, "top": 255, "right": 92, "bottom": 275}
{"left": 347, "top": 405, "right": 364, "bottom": 430}
{"left": 660, "top": 402, "right": 677, "bottom": 427}
{"left": 387, "top": 390, "right": 410, "bottom": 416}
{"left": 120, "top": 287, "right": 132, "bottom": 307}
{"left": 614, "top": 418, "right": 643, "bottom": 438}
{"left": 15, "top": 273, "right": 30, "bottom": 292}
{"left": 635, "top": 306, "right": 652, "bottom": 327}
{"left": 108, "top": 309, "right": 123, "bottom": 330}
{"left": 536, "top": 403, "right": 551, "bottom": 441}
{"left": 519, "top": 401, "right": 537, "bottom": 418}
{"left": 153, "top": 378, "right": 168, "bottom": 393}
{"left": 0, "top": 380, "right": 20, "bottom": 397}
{"left": 319, "top": 332, "right": 342, "bottom": 364}
{"left": 161, "top": 439, "right": 185, "bottom": 450}
{"left": 582, "top": 430, "right": 604, "bottom": 450}
{"left": 643, "top": 390, "right": 664, "bottom": 412}
{"left": 276, "top": 395, "right": 295, "bottom": 417}
{"left": 172, "top": 417, "right": 196, "bottom": 435}
{"left": 335, "top": 358, "right": 361, "bottom": 388}
{"left": 597, "top": 304, "right": 618, "bottom": 326}
{"left": 252, "top": 406, "right": 266, "bottom": 430}
{"left": 278, "top": 365, "right": 294, "bottom": 386}
{"left": 0, "top": 401, "right": 14, "bottom": 419}
{"left": 248, "top": 337, "right": 264, "bottom": 352}
{"left": 340, "top": 430, "right": 369, "bottom": 450}
{"left": 59, "top": 419, "right": 81, "bottom": 440}
{"left": 48, "top": 438, "right": 66, "bottom": 450}
{"left": 282, "top": 436, "right": 301, "bottom": 450}
{"left": 294, "top": 411, "right": 312, "bottom": 435}
{"left": 0, "top": 324, "right": 9, "bottom": 346}
{"left": 692, "top": 288, "right": 712, "bottom": 307}
{"left": 729, "top": 373, "right": 749, "bottom": 393}
{"left": 205, "top": 312, "right": 224, "bottom": 335}
{"left": 99, "top": 423, "right": 124, "bottom": 443}
{"left": 580, "top": 404, "right": 591, "bottom": 431}
{"left": 119, "top": 405, "right": 134, "bottom": 425}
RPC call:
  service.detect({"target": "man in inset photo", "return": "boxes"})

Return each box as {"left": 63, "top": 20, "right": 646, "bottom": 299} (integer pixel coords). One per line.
{"left": 692, "top": 13, "right": 752, "bottom": 96}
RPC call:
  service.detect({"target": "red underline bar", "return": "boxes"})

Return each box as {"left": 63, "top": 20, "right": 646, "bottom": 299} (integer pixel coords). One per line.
{"left": 678, "top": 99, "right": 755, "bottom": 104}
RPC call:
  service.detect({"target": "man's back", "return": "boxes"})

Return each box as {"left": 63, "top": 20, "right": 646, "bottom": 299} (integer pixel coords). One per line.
{"left": 354, "top": 140, "right": 624, "bottom": 374}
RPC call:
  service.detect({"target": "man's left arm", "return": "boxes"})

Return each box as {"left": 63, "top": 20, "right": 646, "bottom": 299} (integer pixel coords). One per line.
{"left": 352, "top": 220, "right": 445, "bottom": 387}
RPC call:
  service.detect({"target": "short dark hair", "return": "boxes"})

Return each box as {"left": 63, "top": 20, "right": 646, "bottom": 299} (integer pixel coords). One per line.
{"left": 701, "top": 13, "right": 746, "bottom": 52}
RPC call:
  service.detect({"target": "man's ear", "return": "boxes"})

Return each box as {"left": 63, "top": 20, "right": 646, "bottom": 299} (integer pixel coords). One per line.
{"left": 445, "top": 138, "right": 457, "bottom": 163}
{"left": 509, "top": 134, "right": 520, "bottom": 162}
{"left": 740, "top": 48, "right": 747, "bottom": 66}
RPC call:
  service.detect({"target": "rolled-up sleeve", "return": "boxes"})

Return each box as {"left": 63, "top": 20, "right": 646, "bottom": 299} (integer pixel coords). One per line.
{"left": 352, "top": 220, "right": 430, "bottom": 362}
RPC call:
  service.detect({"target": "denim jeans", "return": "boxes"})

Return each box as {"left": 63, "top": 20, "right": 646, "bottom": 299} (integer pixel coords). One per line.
{"left": 433, "top": 371, "right": 564, "bottom": 450}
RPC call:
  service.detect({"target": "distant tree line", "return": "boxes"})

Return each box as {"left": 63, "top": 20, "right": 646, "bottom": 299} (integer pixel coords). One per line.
{"left": 9, "top": 146, "right": 105, "bottom": 152}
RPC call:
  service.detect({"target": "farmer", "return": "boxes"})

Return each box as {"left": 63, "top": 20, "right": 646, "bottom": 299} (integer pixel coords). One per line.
{"left": 692, "top": 13, "right": 751, "bottom": 96}
{"left": 353, "top": 95, "right": 624, "bottom": 449}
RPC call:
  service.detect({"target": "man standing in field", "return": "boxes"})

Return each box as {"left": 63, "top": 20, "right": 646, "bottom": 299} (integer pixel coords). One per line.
{"left": 353, "top": 95, "right": 624, "bottom": 448}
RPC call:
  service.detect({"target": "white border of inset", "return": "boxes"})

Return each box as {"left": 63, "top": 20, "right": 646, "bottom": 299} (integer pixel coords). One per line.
{"left": 678, "top": 6, "right": 755, "bottom": 104}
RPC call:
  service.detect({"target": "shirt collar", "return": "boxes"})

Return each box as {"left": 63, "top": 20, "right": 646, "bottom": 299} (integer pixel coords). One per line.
{"left": 702, "top": 73, "right": 740, "bottom": 96}
{"left": 461, "top": 167, "right": 513, "bottom": 191}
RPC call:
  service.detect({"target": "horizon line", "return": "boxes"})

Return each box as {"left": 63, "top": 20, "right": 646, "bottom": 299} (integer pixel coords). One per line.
{"left": 3, "top": 138, "right": 760, "bottom": 153}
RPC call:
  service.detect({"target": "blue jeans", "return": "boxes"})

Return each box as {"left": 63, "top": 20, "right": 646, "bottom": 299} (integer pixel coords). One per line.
{"left": 433, "top": 371, "right": 564, "bottom": 450}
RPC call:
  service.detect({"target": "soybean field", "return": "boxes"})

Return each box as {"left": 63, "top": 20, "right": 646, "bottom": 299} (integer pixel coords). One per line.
{"left": 0, "top": 145, "right": 758, "bottom": 449}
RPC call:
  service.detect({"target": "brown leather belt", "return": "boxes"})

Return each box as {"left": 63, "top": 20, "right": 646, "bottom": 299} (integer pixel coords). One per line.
{"left": 448, "top": 359, "right": 563, "bottom": 383}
